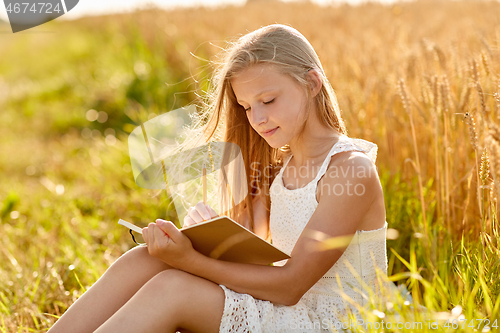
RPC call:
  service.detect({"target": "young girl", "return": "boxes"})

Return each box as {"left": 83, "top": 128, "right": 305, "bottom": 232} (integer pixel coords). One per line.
{"left": 48, "top": 24, "right": 387, "bottom": 333}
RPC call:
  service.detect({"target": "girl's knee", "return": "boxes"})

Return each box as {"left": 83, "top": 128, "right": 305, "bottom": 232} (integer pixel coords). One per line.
{"left": 109, "top": 246, "right": 170, "bottom": 274}
{"left": 111, "top": 246, "right": 146, "bottom": 267}
{"left": 146, "top": 269, "right": 190, "bottom": 294}
{"left": 123, "top": 245, "right": 150, "bottom": 261}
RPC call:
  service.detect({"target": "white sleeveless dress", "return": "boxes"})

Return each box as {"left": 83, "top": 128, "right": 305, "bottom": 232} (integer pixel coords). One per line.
{"left": 218, "top": 135, "right": 388, "bottom": 333}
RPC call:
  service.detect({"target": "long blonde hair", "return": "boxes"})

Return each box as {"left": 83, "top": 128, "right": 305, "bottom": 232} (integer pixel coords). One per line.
{"left": 190, "top": 24, "right": 346, "bottom": 236}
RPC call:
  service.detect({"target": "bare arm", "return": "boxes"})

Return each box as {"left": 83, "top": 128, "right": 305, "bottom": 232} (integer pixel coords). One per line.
{"left": 144, "top": 153, "right": 382, "bottom": 306}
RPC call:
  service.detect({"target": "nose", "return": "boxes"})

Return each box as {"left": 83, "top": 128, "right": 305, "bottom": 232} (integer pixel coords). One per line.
{"left": 248, "top": 105, "right": 267, "bottom": 127}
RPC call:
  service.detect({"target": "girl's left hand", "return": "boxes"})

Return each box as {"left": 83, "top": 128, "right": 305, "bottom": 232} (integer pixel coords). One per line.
{"left": 142, "top": 219, "right": 195, "bottom": 268}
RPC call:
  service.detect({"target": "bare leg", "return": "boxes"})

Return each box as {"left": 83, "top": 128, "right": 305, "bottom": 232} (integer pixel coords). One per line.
{"left": 48, "top": 246, "right": 172, "bottom": 333}
{"left": 94, "top": 269, "right": 225, "bottom": 333}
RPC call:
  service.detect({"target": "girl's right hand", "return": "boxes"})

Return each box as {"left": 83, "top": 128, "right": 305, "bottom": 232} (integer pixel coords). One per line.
{"left": 183, "top": 201, "right": 219, "bottom": 227}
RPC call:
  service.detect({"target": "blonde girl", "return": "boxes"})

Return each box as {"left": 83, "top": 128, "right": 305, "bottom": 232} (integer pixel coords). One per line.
{"left": 48, "top": 24, "right": 387, "bottom": 333}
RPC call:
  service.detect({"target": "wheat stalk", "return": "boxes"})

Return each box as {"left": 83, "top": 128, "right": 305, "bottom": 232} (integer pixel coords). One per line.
{"left": 493, "top": 80, "right": 500, "bottom": 122}
{"left": 476, "top": 80, "right": 487, "bottom": 132}
{"left": 420, "top": 81, "right": 430, "bottom": 106}
{"left": 433, "top": 75, "right": 442, "bottom": 221}
{"left": 480, "top": 150, "right": 490, "bottom": 185}
{"left": 479, "top": 149, "right": 490, "bottom": 255}
{"left": 471, "top": 58, "right": 479, "bottom": 83}
{"left": 481, "top": 51, "right": 490, "bottom": 77}
{"left": 466, "top": 57, "right": 486, "bottom": 221}
{"left": 434, "top": 44, "right": 447, "bottom": 71}
{"left": 459, "top": 85, "right": 472, "bottom": 114}
{"left": 433, "top": 75, "right": 439, "bottom": 114}
{"left": 398, "top": 77, "right": 428, "bottom": 235}
{"left": 465, "top": 109, "right": 479, "bottom": 151}
{"left": 488, "top": 123, "right": 500, "bottom": 183}
{"left": 441, "top": 74, "right": 453, "bottom": 112}
{"left": 399, "top": 77, "right": 412, "bottom": 114}
{"left": 485, "top": 122, "right": 500, "bottom": 232}
{"left": 441, "top": 76, "right": 452, "bottom": 231}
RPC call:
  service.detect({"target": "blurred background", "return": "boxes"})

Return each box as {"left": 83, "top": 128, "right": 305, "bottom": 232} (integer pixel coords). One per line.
{"left": 0, "top": 0, "right": 402, "bottom": 22}
{"left": 1, "top": 0, "right": 500, "bottom": 331}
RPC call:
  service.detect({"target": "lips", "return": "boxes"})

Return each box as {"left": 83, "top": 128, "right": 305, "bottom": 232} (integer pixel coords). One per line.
{"left": 261, "top": 127, "right": 278, "bottom": 137}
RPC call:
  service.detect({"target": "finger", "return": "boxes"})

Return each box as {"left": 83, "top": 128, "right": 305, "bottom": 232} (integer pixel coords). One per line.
{"left": 153, "top": 222, "right": 169, "bottom": 245}
{"left": 147, "top": 224, "right": 159, "bottom": 252}
{"left": 207, "top": 205, "right": 219, "bottom": 218}
{"left": 186, "top": 207, "right": 203, "bottom": 223}
{"left": 156, "top": 219, "right": 183, "bottom": 244}
{"left": 146, "top": 222, "right": 158, "bottom": 245}
{"left": 189, "top": 208, "right": 205, "bottom": 223}
{"left": 183, "top": 209, "right": 191, "bottom": 226}
{"left": 142, "top": 227, "right": 149, "bottom": 243}
{"left": 183, "top": 216, "right": 195, "bottom": 227}
{"left": 195, "top": 201, "right": 211, "bottom": 220}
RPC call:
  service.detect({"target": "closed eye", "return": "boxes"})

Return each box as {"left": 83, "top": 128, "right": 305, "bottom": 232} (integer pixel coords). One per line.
{"left": 242, "top": 98, "right": 275, "bottom": 112}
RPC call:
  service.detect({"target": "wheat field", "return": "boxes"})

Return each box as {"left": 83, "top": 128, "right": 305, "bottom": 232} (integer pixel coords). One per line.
{"left": 0, "top": 0, "right": 499, "bottom": 331}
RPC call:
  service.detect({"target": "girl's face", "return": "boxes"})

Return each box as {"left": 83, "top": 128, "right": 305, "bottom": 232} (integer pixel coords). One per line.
{"left": 230, "top": 63, "right": 309, "bottom": 149}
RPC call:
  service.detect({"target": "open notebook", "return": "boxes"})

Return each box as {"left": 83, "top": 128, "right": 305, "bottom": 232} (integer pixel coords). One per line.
{"left": 119, "top": 216, "right": 290, "bottom": 265}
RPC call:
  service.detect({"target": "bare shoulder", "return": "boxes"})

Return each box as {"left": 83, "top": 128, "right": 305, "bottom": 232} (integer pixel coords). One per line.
{"left": 317, "top": 150, "right": 386, "bottom": 231}
{"left": 318, "top": 150, "right": 380, "bottom": 197}
{"left": 330, "top": 150, "right": 376, "bottom": 169}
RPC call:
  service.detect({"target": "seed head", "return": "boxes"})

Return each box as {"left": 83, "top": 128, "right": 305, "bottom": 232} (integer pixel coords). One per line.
{"left": 476, "top": 81, "right": 487, "bottom": 120}
{"left": 480, "top": 149, "right": 490, "bottom": 184}
{"left": 433, "top": 45, "right": 447, "bottom": 71}
{"left": 491, "top": 179, "right": 498, "bottom": 204}
{"left": 432, "top": 75, "right": 439, "bottom": 114}
{"left": 481, "top": 51, "right": 490, "bottom": 77}
{"left": 398, "top": 78, "right": 411, "bottom": 114}
{"left": 465, "top": 110, "right": 478, "bottom": 151}
{"left": 441, "top": 74, "right": 451, "bottom": 113}
{"left": 471, "top": 58, "right": 479, "bottom": 83}
{"left": 486, "top": 122, "right": 500, "bottom": 201}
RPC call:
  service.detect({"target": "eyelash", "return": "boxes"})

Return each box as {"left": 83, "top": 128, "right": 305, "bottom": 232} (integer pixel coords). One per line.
{"left": 244, "top": 99, "right": 275, "bottom": 112}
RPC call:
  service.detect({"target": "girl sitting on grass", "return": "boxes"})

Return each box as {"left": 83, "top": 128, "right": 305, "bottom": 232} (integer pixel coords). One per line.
{"left": 49, "top": 23, "right": 387, "bottom": 333}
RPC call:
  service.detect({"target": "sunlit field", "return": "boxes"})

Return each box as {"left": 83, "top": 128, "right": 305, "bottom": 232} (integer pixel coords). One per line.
{"left": 1, "top": 0, "right": 499, "bottom": 331}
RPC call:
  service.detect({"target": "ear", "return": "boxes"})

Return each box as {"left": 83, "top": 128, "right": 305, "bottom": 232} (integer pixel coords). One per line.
{"left": 306, "top": 69, "right": 323, "bottom": 98}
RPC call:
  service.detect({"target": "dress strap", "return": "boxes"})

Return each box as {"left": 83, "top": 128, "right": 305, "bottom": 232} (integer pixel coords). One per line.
{"left": 279, "top": 153, "right": 294, "bottom": 175}
{"left": 277, "top": 136, "right": 378, "bottom": 185}
{"left": 312, "top": 135, "right": 348, "bottom": 183}
{"left": 312, "top": 135, "right": 378, "bottom": 183}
